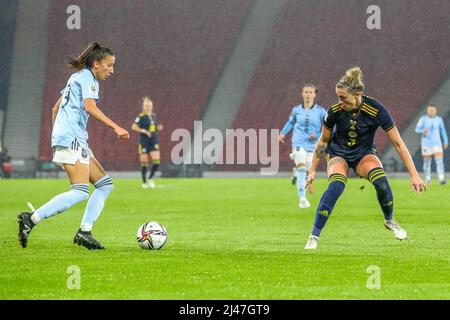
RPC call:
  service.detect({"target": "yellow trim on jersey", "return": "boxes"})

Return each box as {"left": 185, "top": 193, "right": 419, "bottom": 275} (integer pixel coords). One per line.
{"left": 362, "top": 103, "right": 378, "bottom": 114}
{"left": 331, "top": 103, "right": 341, "bottom": 113}
{"left": 361, "top": 104, "right": 378, "bottom": 117}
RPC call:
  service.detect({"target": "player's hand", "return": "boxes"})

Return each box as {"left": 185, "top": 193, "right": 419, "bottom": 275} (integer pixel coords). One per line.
{"left": 423, "top": 128, "right": 429, "bottom": 136}
{"left": 115, "top": 127, "right": 130, "bottom": 140}
{"left": 309, "top": 132, "right": 317, "bottom": 141}
{"left": 157, "top": 124, "right": 164, "bottom": 131}
{"left": 410, "top": 175, "right": 426, "bottom": 195}
{"left": 444, "top": 144, "right": 448, "bottom": 150}
{"left": 278, "top": 134, "right": 285, "bottom": 144}
{"left": 306, "top": 171, "right": 316, "bottom": 194}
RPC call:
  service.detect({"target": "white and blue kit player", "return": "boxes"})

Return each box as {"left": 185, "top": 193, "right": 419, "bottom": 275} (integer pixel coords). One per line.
{"left": 17, "top": 42, "right": 129, "bottom": 250}
{"left": 278, "top": 85, "right": 326, "bottom": 208}
{"left": 415, "top": 105, "right": 449, "bottom": 184}
{"left": 52, "top": 68, "right": 99, "bottom": 165}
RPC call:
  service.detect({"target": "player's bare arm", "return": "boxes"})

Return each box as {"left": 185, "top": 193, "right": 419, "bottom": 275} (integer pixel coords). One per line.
{"left": 306, "top": 126, "right": 331, "bottom": 193}
{"left": 84, "top": 98, "right": 129, "bottom": 139}
{"left": 386, "top": 125, "right": 426, "bottom": 194}
{"left": 131, "top": 123, "right": 151, "bottom": 138}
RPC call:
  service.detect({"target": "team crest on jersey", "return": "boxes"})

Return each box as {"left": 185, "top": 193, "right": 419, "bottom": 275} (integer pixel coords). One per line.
{"left": 88, "top": 85, "right": 97, "bottom": 94}
{"left": 81, "top": 149, "right": 88, "bottom": 158}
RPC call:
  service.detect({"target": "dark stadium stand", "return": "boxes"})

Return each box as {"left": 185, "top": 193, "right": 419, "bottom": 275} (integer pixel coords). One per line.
{"left": 0, "top": 0, "right": 17, "bottom": 130}
{"left": 39, "top": 0, "right": 253, "bottom": 170}
{"left": 37, "top": 0, "right": 450, "bottom": 173}
{"left": 230, "top": 0, "right": 450, "bottom": 171}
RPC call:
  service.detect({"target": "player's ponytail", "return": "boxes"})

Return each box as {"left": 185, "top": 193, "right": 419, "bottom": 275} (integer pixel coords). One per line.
{"left": 68, "top": 42, "right": 114, "bottom": 71}
{"left": 336, "top": 66, "right": 364, "bottom": 94}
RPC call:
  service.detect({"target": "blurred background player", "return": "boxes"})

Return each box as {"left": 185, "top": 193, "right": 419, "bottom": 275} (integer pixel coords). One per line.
{"left": 17, "top": 42, "right": 130, "bottom": 250}
{"left": 0, "top": 147, "right": 12, "bottom": 179}
{"left": 278, "top": 84, "right": 326, "bottom": 208}
{"left": 415, "top": 105, "right": 448, "bottom": 185}
{"left": 131, "top": 96, "right": 163, "bottom": 189}
{"left": 305, "top": 67, "right": 426, "bottom": 249}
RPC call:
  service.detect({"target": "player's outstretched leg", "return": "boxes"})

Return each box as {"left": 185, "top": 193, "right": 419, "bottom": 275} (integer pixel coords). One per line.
{"left": 290, "top": 167, "right": 297, "bottom": 185}
{"left": 18, "top": 185, "right": 90, "bottom": 248}
{"left": 368, "top": 167, "right": 407, "bottom": 240}
{"left": 296, "top": 166, "right": 310, "bottom": 208}
{"left": 305, "top": 173, "right": 347, "bottom": 249}
{"left": 75, "top": 175, "right": 113, "bottom": 250}
{"left": 148, "top": 159, "right": 159, "bottom": 189}
{"left": 141, "top": 162, "right": 148, "bottom": 188}
{"left": 435, "top": 156, "right": 446, "bottom": 185}
{"left": 423, "top": 157, "right": 432, "bottom": 185}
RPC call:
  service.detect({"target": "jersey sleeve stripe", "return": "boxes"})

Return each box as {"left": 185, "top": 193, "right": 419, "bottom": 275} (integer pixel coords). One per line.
{"left": 362, "top": 103, "right": 379, "bottom": 114}
{"left": 384, "top": 123, "right": 396, "bottom": 132}
{"left": 361, "top": 106, "right": 378, "bottom": 117}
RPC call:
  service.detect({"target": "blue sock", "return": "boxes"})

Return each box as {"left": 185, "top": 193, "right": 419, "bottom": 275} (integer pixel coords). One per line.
{"left": 296, "top": 167, "right": 307, "bottom": 200}
{"left": 435, "top": 157, "right": 445, "bottom": 181}
{"left": 80, "top": 176, "right": 114, "bottom": 232}
{"left": 423, "top": 158, "right": 432, "bottom": 181}
{"left": 31, "top": 184, "right": 90, "bottom": 223}
{"left": 368, "top": 168, "right": 393, "bottom": 221}
{"left": 311, "top": 174, "right": 347, "bottom": 237}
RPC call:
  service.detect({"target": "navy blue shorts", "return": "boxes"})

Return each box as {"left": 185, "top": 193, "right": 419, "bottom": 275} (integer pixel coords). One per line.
{"left": 139, "top": 139, "right": 159, "bottom": 154}
{"left": 326, "top": 148, "right": 378, "bottom": 172}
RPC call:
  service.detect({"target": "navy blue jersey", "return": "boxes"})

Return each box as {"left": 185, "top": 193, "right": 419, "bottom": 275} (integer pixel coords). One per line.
{"left": 323, "top": 96, "right": 395, "bottom": 162}
{"left": 134, "top": 112, "right": 159, "bottom": 143}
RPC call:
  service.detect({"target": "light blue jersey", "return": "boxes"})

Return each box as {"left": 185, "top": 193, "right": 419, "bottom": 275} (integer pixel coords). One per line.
{"left": 281, "top": 104, "right": 326, "bottom": 151}
{"left": 52, "top": 68, "right": 100, "bottom": 149}
{"left": 415, "top": 115, "right": 448, "bottom": 147}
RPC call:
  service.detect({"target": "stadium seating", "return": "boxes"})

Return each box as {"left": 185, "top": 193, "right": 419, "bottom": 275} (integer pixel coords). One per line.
{"left": 0, "top": 0, "right": 18, "bottom": 127}
{"left": 39, "top": 0, "right": 252, "bottom": 170}
{"left": 230, "top": 0, "right": 450, "bottom": 171}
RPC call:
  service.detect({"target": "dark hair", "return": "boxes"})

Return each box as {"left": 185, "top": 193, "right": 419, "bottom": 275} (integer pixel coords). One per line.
{"left": 303, "top": 84, "right": 318, "bottom": 94}
{"left": 68, "top": 42, "right": 114, "bottom": 71}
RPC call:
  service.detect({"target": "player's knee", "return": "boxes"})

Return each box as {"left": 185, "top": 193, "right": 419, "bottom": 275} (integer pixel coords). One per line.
{"left": 94, "top": 176, "right": 114, "bottom": 193}
{"left": 71, "top": 184, "right": 90, "bottom": 201}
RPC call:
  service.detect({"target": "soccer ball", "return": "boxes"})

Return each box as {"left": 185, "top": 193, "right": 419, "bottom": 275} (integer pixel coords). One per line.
{"left": 136, "top": 222, "right": 168, "bottom": 250}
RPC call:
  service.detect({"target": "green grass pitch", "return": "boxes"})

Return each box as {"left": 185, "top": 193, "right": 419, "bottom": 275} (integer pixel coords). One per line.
{"left": 0, "top": 178, "right": 448, "bottom": 299}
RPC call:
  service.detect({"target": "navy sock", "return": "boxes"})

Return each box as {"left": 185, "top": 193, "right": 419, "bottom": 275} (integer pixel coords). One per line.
{"left": 149, "top": 160, "right": 160, "bottom": 179}
{"left": 141, "top": 163, "right": 148, "bottom": 183}
{"left": 368, "top": 167, "right": 393, "bottom": 221}
{"left": 311, "top": 174, "right": 347, "bottom": 237}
